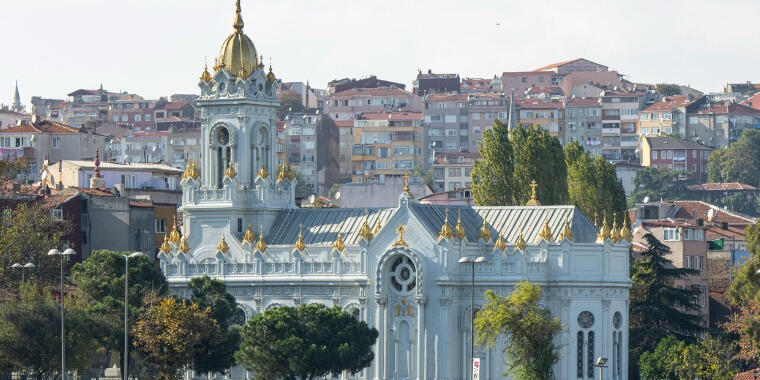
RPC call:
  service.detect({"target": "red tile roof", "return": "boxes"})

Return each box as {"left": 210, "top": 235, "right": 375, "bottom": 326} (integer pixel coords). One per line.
{"left": 642, "top": 96, "right": 700, "bottom": 112}
{"left": 734, "top": 368, "right": 760, "bottom": 380}
{"left": 335, "top": 120, "right": 354, "bottom": 127}
{"left": 427, "top": 93, "right": 469, "bottom": 102}
{"left": 358, "top": 111, "right": 422, "bottom": 121}
{"left": 163, "top": 101, "right": 189, "bottom": 110}
{"left": 740, "top": 92, "right": 760, "bottom": 111}
{"left": 331, "top": 87, "right": 412, "bottom": 98}
{"left": 533, "top": 58, "right": 586, "bottom": 71}
{"left": 670, "top": 201, "right": 755, "bottom": 227}
{"left": 687, "top": 183, "right": 758, "bottom": 191}
{"left": 695, "top": 102, "right": 760, "bottom": 116}
{"left": 566, "top": 97, "right": 601, "bottom": 107}
{"left": 0, "top": 120, "right": 83, "bottom": 134}
{"left": 516, "top": 99, "right": 564, "bottom": 109}
{"left": 501, "top": 71, "right": 553, "bottom": 76}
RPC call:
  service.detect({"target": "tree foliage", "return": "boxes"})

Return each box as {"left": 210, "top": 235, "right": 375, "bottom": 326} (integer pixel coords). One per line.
{"left": 707, "top": 129, "right": 760, "bottom": 186}
{"left": 235, "top": 303, "right": 378, "bottom": 380}
{"left": 474, "top": 281, "right": 562, "bottom": 380}
{"left": 132, "top": 295, "right": 217, "bottom": 380}
{"left": 71, "top": 250, "right": 167, "bottom": 354}
{"left": 655, "top": 83, "right": 682, "bottom": 97}
{"left": 472, "top": 122, "right": 567, "bottom": 206}
{"left": 724, "top": 222, "right": 760, "bottom": 362}
{"left": 630, "top": 167, "right": 695, "bottom": 204}
{"left": 0, "top": 203, "right": 70, "bottom": 291}
{"left": 188, "top": 276, "right": 241, "bottom": 375}
{"left": 0, "top": 283, "right": 100, "bottom": 379}
{"left": 565, "top": 141, "right": 627, "bottom": 222}
{"left": 639, "top": 335, "right": 735, "bottom": 380}
{"left": 629, "top": 233, "right": 704, "bottom": 379}
{"left": 0, "top": 158, "right": 28, "bottom": 181}
{"left": 277, "top": 90, "right": 305, "bottom": 120}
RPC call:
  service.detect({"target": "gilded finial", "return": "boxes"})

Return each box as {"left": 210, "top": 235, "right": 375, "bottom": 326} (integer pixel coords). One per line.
{"left": 259, "top": 54, "right": 264, "bottom": 69}
{"left": 267, "top": 60, "right": 276, "bottom": 83}
{"left": 333, "top": 231, "right": 346, "bottom": 252}
{"left": 479, "top": 218, "right": 491, "bottom": 242}
{"left": 255, "top": 225, "right": 268, "bottom": 252}
{"left": 217, "top": 234, "right": 229, "bottom": 253}
{"left": 200, "top": 64, "right": 212, "bottom": 82}
{"left": 233, "top": 0, "right": 244, "bottom": 31}
{"left": 454, "top": 209, "right": 466, "bottom": 240}
{"left": 213, "top": 57, "right": 220, "bottom": 72}
{"left": 358, "top": 210, "right": 373, "bottom": 241}
{"left": 182, "top": 160, "right": 191, "bottom": 179}
{"left": 494, "top": 233, "right": 507, "bottom": 251}
{"left": 294, "top": 224, "right": 306, "bottom": 252}
{"left": 403, "top": 172, "right": 410, "bottom": 193}
{"left": 225, "top": 161, "right": 237, "bottom": 179}
{"left": 526, "top": 179, "right": 541, "bottom": 206}
{"left": 257, "top": 164, "right": 268, "bottom": 179}
{"left": 610, "top": 215, "right": 621, "bottom": 243}
{"left": 178, "top": 235, "right": 190, "bottom": 254}
{"left": 277, "top": 164, "right": 287, "bottom": 183}
{"left": 188, "top": 160, "right": 200, "bottom": 180}
{"left": 393, "top": 225, "right": 408, "bottom": 247}
{"left": 159, "top": 236, "right": 172, "bottom": 254}
{"left": 538, "top": 217, "right": 553, "bottom": 242}
{"left": 373, "top": 219, "right": 382, "bottom": 236}
{"left": 438, "top": 209, "right": 453, "bottom": 241}
{"left": 169, "top": 215, "right": 181, "bottom": 245}
{"left": 242, "top": 224, "right": 255, "bottom": 245}
{"left": 597, "top": 215, "right": 610, "bottom": 242}
{"left": 515, "top": 230, "right": 527, "bottom": 251}
{"left": 620, "top": 214, "right": 632, "bottom": 242}
{"left": 594, "top": 211, "right": 599, "bottom": 228}
{"left": 560, "top": 216, "right": 574, "bottom": 241}
{"left": 286, "top": 165, "right": 295, "bottom": 181}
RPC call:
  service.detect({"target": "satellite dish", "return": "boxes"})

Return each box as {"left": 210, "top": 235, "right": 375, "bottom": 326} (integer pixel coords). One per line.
{"left": 643, "top": 196, "right": 650, "bottom": 203}
{"left": 335, "top": 191, "right": 341, "bottom": 199}
{"left": 308, "top": 195, "right": 316, "bottom": 204}
{"left": 707, "top": 209, "right": 715, "bottom": 222}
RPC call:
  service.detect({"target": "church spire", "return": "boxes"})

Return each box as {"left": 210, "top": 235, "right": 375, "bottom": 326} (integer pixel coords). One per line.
{"left": 233, "top": 0, "right": 244, "bottom": 31}
{"left": 12, "top": 81, "right": 22, "bottom": 113}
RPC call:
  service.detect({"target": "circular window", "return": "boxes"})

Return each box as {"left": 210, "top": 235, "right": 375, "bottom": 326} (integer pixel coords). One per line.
{"left": 258, "top": 83, "right": 264, "bottom": 92}
{"left": 613, "top": 311, "right": 622, "bottom": 329}
{"left": 218, "top": 82, "right": 226, "bottom": 92}
{"left": 390, "top": 256, "right": 416, "bottom": 294}
{"left": 233, "top": 307, "right": 247, "bottom": 326}
{"left": 577, "top": 311, "right": 595, "bottom": 329}
{"left": 218, "top": 127, "right": 229, "bottom": 145}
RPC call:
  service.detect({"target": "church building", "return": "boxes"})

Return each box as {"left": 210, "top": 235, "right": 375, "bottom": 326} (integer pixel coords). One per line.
{"left": 159, "top": 2, "right": 632, "bottom": 379}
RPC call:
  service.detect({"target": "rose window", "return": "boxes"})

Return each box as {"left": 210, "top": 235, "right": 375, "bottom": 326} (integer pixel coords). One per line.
{"left": 390, "top": 256, "right": 416, "bottom": 294}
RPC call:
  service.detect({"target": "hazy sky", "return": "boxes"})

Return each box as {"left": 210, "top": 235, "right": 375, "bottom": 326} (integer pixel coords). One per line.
{"left": 2, "top": 0, "right": 759, "bottom": 105}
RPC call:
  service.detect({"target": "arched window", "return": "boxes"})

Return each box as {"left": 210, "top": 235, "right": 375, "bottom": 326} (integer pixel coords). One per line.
{"left": 587, "top": 331, "right": 595, "bottom": 378}
{"left": 389, "top": 256, "right": 416, "bottom": 294}
{"left": 233, "top": 306, "right": 247, "bottom": 326}
{"left": 613, "top": 311, "right": 622, "bottom": 378}
{"left": 576, "top": 331, "right": 584, "bottom": 378}
{"left": 577, "top": 311, "right": 595, "bottom": 379}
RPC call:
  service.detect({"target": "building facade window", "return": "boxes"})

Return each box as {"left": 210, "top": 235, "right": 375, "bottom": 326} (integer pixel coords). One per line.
{"left": 155, "top": 218, "right": 166, "bottom": 233}
{"left": 577, "top": 311, "right": 595, "bottom": 379}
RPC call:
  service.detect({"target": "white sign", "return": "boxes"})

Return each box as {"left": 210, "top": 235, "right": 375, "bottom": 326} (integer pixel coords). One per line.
{"left": 473, "top": 357, "right": 481, "bottom": 380}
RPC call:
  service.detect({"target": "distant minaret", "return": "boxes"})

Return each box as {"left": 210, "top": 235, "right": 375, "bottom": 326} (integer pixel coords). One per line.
{"left": 11, "top": 81, "right": 23, "bottom": 113}
{"left": 506, "top": 90, "right": 517, "bottom": 130}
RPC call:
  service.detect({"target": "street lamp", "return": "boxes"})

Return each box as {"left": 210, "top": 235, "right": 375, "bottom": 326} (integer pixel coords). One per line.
{"left": 458, "top": 255, "right": 487, "bottom": 380}
{"left": 48, "top": 248, "right": 76, "bottom": 380}
{"left": 10, "top": 262, "right": 35, "bottom": 283}
{"left": 122, "top": 252, "right": 146, "bottom": 380}
{"left": 594, "top": 357, "right": 608, "bottom": 380}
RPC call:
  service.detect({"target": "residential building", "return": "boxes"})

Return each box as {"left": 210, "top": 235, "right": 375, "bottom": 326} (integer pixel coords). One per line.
{"left": 58, "top": 160, "right": 183, "bottom": 191}
{"left": 350, "top": 111, "right": 424, "bottom": 184}
{"left": 467, "top": 93, "right": 510, "bottom": 153}
{"left": 418, "top": 187, "right": 474, "bottom": 206}
{"left": 740, "top": 91, "right": 760, "bottom": 111}
{"left": 614, "top": 162, "right": 645, "bottom": 197}
{"left": 424, "top": 93, "right": 470, "bottom": 155}
{"left": 108, "top": 99, "right": 157, "bottom": 131}
{"left": 323, "top": 87, "right": 421, "bottom": 121}
{"left": 0, "top": 107, "right": 31, "bottom": 129}
{"left": 413, "top": 70, "right": 460, "bottom": 95}
{"left": 284, "top": 111, "right": 320, "bottom": 193}
{"left": 640, "top": 136, "right": 713, "bottom": 179}
{"left": 685, "top": 183, "right": 759, "bottom": 204}
{"left": 516, "top": 99, "right": 566, "bottom": 144}
{"left": 165, "top": 125, "right": 201, "bottom": 170}
{"left": 0, "top": 119, "right": 105, "bottom": 180}
{"left": 534, "top": 58, "right": 609, "bottom": 75}
{"left": 501, "top": 71, "right": 555, "bottom": 93}
{"left": 460, "top": 77, "right": 494, "bottom": 94}
{"left": 431, "top": 151, "right": 478, "bottom": 193}
{"left": 275, "top": 120, "right": 286, "bottom": 169}
{"left": 638, "top": 95, "right": 705, "bottom": 138}
{"left": 30, "top": 96, "right": 65, "bottom": 121}
{"left": 327, "top": 75, "right": 405, "bottom": 95}
{"left": 336, "top": 119, "right": 354, "bottom": 180}
{"left": 155, "top": 101, "right": 196, "bottom": 121}
{"left": 601, "top": 91, "right": 645, "bottom": 162}
{"left": 564, "top": 97, "right": 602, "bottom": 154}
{"left": 686, "top": 101, "right": 760, "bottom": 148}
{"left": 279, "top": 81, "right": 320, "bottom": 109}
{"left": 523, "top": 86, "right": 565, "bottom": 100}
{"left": 118, "top": 131, "right": 169, "bottom": 163}
{"left": 558, "top": 71, "right": 626, "bottom": 96}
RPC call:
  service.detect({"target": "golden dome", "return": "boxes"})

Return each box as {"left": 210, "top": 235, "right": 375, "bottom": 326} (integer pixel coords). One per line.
{"left": 178, "top": 235, "right": 190, "bottom": 254}
{"left": 610, "top": 215, "right": 621, "bottom": 243}
{"left": 257, "top": 164, "right": 269, "bottom": 179}
{"left": 560, "top": 217, "right": 574, "bottom": 241}
{"left": 620, "top": 216, "right": 632, "bottom": 242}
{"left": 217, "top": 234, "right": 229, "bottom": 253}
{"left": 159, "top": 238, "right": 172, "bottom": 254}
{"left": 494, "top": 233, "right": 507, "bottom": 251}
{"left": 515, "top": 231, "right": 527, "bottom": 251}
{"left": 225, "top": 161, "right": 237, "bottom": 179}
{"left": 538, "top": 218, "right": 553, "bottom": 242}
{"left": 242, "top": 224, "right": 255, "bottom": 245}
{"left": 169, "top": 216, "right": 181, "bottom": 245}
{"left": 597, "top": 215, "right": 610, "bottom": 243}
{"left": 438, "top": 209, "right": 453, "bottom": 241}
{"left": 200, "top": 64, "right": 212, "bottom": 82}
{"left": 454, "top": 210, "right": 466, "bottom": 240}
{"left": 479, "top": 219, "right": 491, "bottom": 242}
{"left": 333, "top": 232, "right": 346, "bottom": 252}
{"left": 217, "top": 0, "right": 258, "bottom": 79}
{"left": 294, "top": 224, "right": 307, "bottom": 252}
{"left": 358, "top": 211, "right": 373, "bottom": 242}
{"left": 254, "top": 225, "right": 268, "bottom": 252}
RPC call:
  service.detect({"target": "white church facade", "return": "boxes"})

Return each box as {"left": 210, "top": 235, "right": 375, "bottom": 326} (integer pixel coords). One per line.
{"left": 158, "top": 2, "right": 632, "bottom": 379}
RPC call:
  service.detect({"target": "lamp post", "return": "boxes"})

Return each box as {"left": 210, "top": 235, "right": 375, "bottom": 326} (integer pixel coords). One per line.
{"left": 458, "top": 255, "right": 486, "bottom": 380}
{"left": 10, "top": 262, "right": 35, "bottom": 284}
{"left": 48, "top": 248, "right": 76, "bottom": 380}
{"left": 122, "top": 252, "right": 146, "bottom": 380}
{"left": 594, "top": 357, "right": 608, "bottom": 380}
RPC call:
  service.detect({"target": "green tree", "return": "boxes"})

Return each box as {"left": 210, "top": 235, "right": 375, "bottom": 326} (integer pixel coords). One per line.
{"left": 0, "top": 158, "right": 28, "bottom": 181}
{"left": 133, "top": 295, "right": 217, "bottom": 380}
{"left": 71, "top": 250, "right": 167, "bottom": 358}
{"left": 565, "top": 142, "right": 627, "bottom": 221}
{"left": 235, "top": 303, "right": 378, "bottom": 380}
{"left": 639, "top": 336, "right": 684, "bottom": 380}
{"left": 629, "top": 233, "right": 704, "bottom": 379}
{"left": 188, "top": 276, "right": 241, "bottom": 375}
{"left": 471, "top": 119, "right": 514, "bottom": 205}
{"left": 293, "top": 171, "right": 314, "bottom": 200}
{"left": 0, "top": 203, "right": 69, "bottom": 290}
{"left": 277, "top": 90, "right": 305, "bottom": 120}
{"left": 0, "top": 282, "right": 100, "bottom": 379}
{"left": 629, "top": 167, "right": 695, "bottom": 204}
{"left": 655, "top": 84, "right": 682, "bottom": 96}
{"left": 472, "top": 122, "right": 567, "bottom": 206}
{"left": 639, "top": 335, "right": 736, "bottom": 380}
{"left": 706, "top": 129, "right": 760, "bottom": 186}
{"left": 724, "top": 223, "right": 760, "bottom": 361}
{"left": 328, "top": 183, "right": 340, "bottom": 198}
{"left": 474, "top": 281, "right": 562, "bottom": 380}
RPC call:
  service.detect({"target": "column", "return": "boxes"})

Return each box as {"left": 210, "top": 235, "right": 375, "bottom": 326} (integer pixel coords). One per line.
{"left": 602, "top": 298, "right": 610, "bottom": 373}
{"left": 439, "top": 294, "right": 451, "bottom": 380}
{"left": 374, "top": 297, "right": 386, "bottom": 380}
{"left": 415, "top": 296, "right": 426, "bottom": 380}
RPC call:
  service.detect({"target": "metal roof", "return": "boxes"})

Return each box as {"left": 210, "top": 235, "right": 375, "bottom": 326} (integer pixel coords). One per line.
{"left": 266, "top": 208, "right": 396, "bottom": 246}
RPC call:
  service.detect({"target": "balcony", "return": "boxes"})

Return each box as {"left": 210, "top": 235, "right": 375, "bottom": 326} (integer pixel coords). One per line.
{"left": 602, "top": 128, "right": 620, "bottom": 136}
